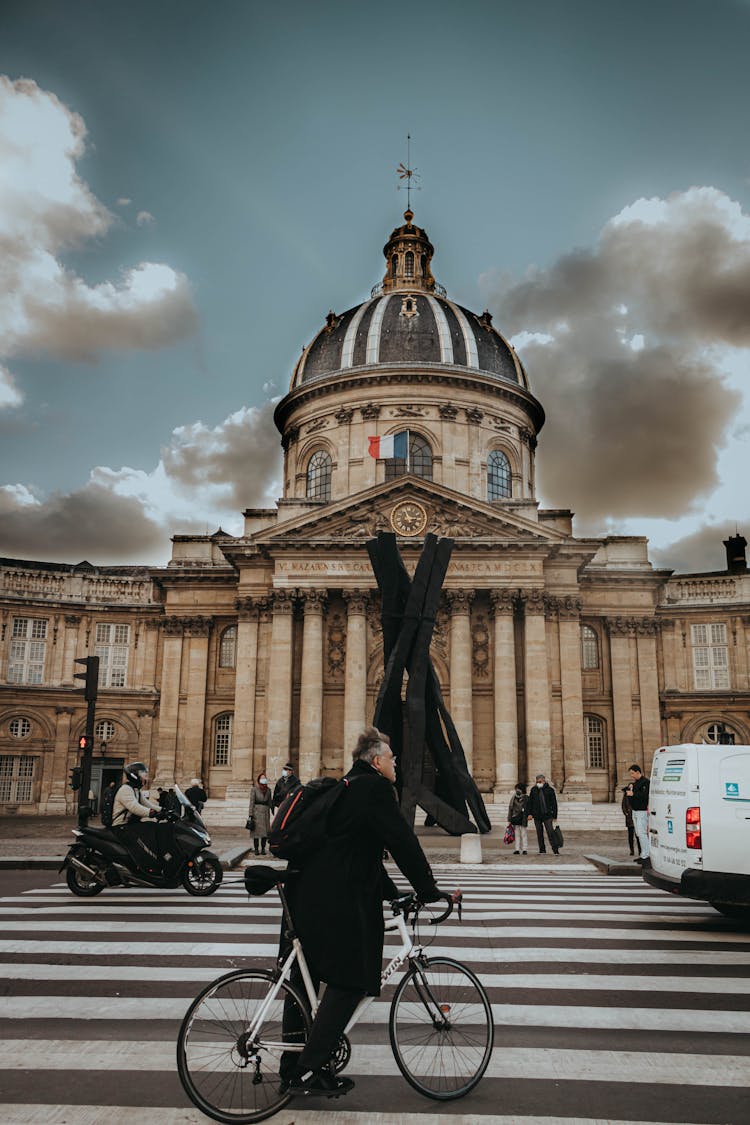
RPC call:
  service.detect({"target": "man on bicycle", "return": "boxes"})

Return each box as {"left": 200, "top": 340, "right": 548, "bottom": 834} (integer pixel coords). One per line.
{"left": 281, "top": 725, "right": 442, "bottom": 1100}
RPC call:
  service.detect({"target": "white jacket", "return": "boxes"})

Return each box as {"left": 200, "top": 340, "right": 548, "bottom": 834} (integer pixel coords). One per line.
{"left": 112, "top": 783, "right": 159, "bottom": 826}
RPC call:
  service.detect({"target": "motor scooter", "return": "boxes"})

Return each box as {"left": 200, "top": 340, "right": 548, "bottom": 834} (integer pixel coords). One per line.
{"left": 60, "top": 785, "right": 222, "bottom": 896}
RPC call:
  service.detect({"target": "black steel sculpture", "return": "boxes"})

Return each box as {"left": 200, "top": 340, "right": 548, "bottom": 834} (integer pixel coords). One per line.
{"left": 367, "top": 531, "right": 491, "bottom": 836}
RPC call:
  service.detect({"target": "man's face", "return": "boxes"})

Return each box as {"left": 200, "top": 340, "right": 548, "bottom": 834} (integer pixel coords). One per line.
{"left": 629, "top": 770, "right": 640, "bottom": 783}
{"left": 536, "top": 776, "right": 545, "bottom": 788}
{"left": 373, "top": 743, "right": 397, "bottom": 784}
{"left": 139, "top": 769, "right": 148, "bottom": 785}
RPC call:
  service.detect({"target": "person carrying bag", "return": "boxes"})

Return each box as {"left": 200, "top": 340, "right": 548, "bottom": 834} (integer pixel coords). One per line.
{"left": 247, "top": 773, "right": 272, "bottom": 856}
{"left": 507, "top": 783, "right": 529, "bottom": 855}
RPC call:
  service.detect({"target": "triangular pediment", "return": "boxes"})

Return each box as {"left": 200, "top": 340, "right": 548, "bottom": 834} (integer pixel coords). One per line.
{"left": 255, "top": 477, "right": 568, "bottom": 545}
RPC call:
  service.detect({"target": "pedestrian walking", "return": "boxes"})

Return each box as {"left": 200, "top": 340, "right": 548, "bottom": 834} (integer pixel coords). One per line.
{"left": 184, "top": 778, "right": 207, "bottom": 813}
{"left": 279, "top": 726, "right": 442, "bottom": 1100}
{"left": 527, "top": 773, "right": 559, "bottom": 854}
{"left": 272, "top": 762, "right": 300, "bottom": 811}
{"left": 507, "top": 783, "right": 529, "bottom": 854}
{"left": 621, "top": 784, "right": 640, "bottom": 856}
{"left": 627, "top": 764, "right": 651, "bottom": 866}
{"left": 247, "top": 773, "right": 272, "bottom": 855}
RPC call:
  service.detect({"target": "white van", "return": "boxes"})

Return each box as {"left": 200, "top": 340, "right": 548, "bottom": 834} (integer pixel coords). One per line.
{"left": 644, "top": 743, "right": 750, "bottom": 920}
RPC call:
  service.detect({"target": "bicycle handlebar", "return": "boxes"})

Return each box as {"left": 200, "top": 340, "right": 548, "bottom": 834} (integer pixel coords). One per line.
{"left": 390, "top": 889, "right": 462, "bottom": 925}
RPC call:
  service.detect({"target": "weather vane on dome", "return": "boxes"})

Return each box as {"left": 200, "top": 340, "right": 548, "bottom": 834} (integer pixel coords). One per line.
{"left": 396, "top": 133, "right": 421, "bottom": 211}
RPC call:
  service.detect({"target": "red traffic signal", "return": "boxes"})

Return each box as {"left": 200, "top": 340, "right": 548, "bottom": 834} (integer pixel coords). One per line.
{"left": 78, "top": 734, "right": 93, "bottom": 753}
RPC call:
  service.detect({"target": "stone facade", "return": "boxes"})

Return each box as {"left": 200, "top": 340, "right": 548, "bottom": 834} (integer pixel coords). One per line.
{"left": 2, "top": 213, "right": 749, "bottom": 816}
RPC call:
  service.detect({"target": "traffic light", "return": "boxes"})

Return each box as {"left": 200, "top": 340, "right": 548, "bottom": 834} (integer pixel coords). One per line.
{"left": 78, "top": 735, "right": 93, "bottom": 753}
{"left": 74, "top": 656, "right": 99, "bottom": 702}
{"left": 69, "top": 766, "right": 82, "bottom": 791}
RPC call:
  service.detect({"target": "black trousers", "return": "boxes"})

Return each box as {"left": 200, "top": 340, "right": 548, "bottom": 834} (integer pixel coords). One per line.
{"left": 281, "top": 959, "right": 364, "bottom": 1080}
{"left": 627, "top": 825, "right": 641, "bottom": 855}
{"left": 533, "top": 816, "right": 557, "bottom": 852}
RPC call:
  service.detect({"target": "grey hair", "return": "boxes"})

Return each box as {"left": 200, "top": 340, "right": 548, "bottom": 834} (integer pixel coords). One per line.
{"left": 352, "top": 726, "right": 390, "bottom": 765}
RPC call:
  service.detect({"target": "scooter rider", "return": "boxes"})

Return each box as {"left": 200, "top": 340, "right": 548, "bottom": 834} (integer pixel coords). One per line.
{"left": 112, "top": 762, "right": 161, "bottom": 827}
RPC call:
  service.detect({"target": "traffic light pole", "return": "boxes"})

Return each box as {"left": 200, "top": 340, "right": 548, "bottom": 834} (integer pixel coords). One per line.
{"left": 77, "top": 697, "right": 97, "bottom": 827}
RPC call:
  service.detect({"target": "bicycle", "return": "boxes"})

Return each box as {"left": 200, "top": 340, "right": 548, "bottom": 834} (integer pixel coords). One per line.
{"left": 176, "top": 865, "right": 494, "bottom": 1123}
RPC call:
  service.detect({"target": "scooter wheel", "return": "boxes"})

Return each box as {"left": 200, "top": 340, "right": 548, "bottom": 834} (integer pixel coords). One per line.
{"left": 182, "top": 855, "right": 223, "bottom": 896}
{"left": 66, "top": 861, "right": 105, "bottom": 897}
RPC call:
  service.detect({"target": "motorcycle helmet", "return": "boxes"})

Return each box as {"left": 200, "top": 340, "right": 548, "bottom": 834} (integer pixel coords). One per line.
{"left": 124, "top": 762, "right": 149, "bottom": 789}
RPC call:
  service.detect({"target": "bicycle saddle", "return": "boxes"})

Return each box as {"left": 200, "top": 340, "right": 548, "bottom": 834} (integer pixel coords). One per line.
{"left": 244, "top": 864, "right": 286, "bottom": 896}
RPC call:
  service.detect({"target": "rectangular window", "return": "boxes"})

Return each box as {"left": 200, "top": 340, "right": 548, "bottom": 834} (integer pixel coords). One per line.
{"left": 7, "top": 618, "right": 48, "bottom": 684}
{"left": 95, "top": 623, "right": 131, "bottom": 688}
{"left": 691, "top": 623, "right": 729, "bottom": 690}
{"left": 0, "top": 756, "right": 35, "bottom": 803}
{"left": 214, "top": 714, "right": 233, "bottom": 766}
{"left": 585, "top": 716, "right": 606, "bottom": 769}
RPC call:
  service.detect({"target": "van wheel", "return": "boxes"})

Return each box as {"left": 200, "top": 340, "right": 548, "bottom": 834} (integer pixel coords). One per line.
{"left": 711, "top": 902, "right": 750, "bottom": 921}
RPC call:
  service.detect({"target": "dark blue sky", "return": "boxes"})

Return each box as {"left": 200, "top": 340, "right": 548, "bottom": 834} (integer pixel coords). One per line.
{"left": 1, "top": 0, "right": 749, "bottom": 565}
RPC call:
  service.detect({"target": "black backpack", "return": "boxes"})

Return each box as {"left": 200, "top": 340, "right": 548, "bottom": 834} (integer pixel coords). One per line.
{"left": 101, "top": 787, "right": 116, "bottom": 828}
{"left": 268, "top": 776, "right": 352, "bottom": 863}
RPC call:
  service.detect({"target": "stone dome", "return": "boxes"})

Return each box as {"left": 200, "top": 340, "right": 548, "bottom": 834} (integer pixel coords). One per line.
{"left": 290, "top": 210, "right": 528, "bottom": 391}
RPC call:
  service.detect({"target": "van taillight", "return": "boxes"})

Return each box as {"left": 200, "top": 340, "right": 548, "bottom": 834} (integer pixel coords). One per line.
{"left": 686, "top": 806, "right": 701, "bottom": 849}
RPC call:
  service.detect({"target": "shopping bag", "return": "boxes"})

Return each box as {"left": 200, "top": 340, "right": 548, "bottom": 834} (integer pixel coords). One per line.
{"left": 503, "top": 823, "right": 515, "bottom": 845}
{"left": 553, "top": 824, "right": 564, "bottom": 849}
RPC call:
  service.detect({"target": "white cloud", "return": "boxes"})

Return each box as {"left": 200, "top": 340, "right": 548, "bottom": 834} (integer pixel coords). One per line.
{"left": 0, "top": 363, "right": 23, "bottom": 408}
{"left": 116, "top": 197, "right": 132, "bottom": 207}
{"left": 0, "top": 76, "right": 196, "bottom": 370}
{"left": 136, "top": 210, "right": 155, "bottom": 227}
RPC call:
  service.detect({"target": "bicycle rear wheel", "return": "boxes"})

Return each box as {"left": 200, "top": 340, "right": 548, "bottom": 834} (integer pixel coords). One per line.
{"left": 389, "top": 956, "right": 493, "bottom": 1100}
{"left": 177, "top": 968, "right": 310, "bottom": 1124}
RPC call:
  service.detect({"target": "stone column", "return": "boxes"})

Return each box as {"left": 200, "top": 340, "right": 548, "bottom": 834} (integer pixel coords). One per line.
{"left": 155, "top": 617, "right": 184, "bottom": 785}
{"left": 179, "top": 616, "right": 212, "bottom": 784}
{"left": 343, "top": 590, "right": 369, "bottom": 754}
{"left": 447, "top": 590, "right": 474, "bottom": 773}
{"left": 734, "top": 615, "right": 749, "bottom": 691}
{"left": 299, "top": 589, "right": 326, "bottom": 780}
{"left": 42, "top": 706, "right": 75, "bottom": 814}
{"left": 608, "top": 617, "right": 635, "bottom": 786}
{"left": 233, "top": 597, "right": 260, "bottom": 784}
{"left": 265, "top": 590, "right": 296, "bottom": 780}
{"left": 137, "top": 709, "right": 156, "bottom": 768}
{"left": 61, "top": 615, "right": 81, "bottom": 686}
{"left": 636, "top": 619, "right": 663, "bottom": 757}
{"left": 519, "top": 588, "right": 552, "bottom": 782}
{"left": 556, "top": 596, "right": 591, "bottom": 797}
{"left": 490, "top": 589, "right": 518, "bottom": 793}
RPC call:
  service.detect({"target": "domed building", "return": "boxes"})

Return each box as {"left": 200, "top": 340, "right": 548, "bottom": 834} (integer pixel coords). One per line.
{"left": 2, "top": 211, "right": 750, "bottom": 821}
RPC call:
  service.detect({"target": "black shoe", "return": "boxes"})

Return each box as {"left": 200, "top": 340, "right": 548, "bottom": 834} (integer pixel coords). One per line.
{"left": 513, "top": 850, "right": 520, "bottom": 855}
{"left": 286, "top": 1069, "right": 355, "bottom": 1099}
{"left": 522, "top": 850, "right": 527, "bottom": 855}
{"left": 553, "top": 850, "right": 559, "bottom": 855}
{"left": 634, "top": 857, "right": 644, "bottom": 864}
{"left": 539, "top": 849, "right": 546, "bottom": 854}
{"left": 641, "top": 857, "right": 652, "bottom": 869}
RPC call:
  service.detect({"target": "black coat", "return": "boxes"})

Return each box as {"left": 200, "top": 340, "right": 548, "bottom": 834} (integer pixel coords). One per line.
{"left": 527, "top": 782, "right": 558, "bottom": 820}
{"left": 284, "top": 759, "right": 438, "bottom": 995}
{"left": 272, "top": 773, "right": 300, "bottom": 811}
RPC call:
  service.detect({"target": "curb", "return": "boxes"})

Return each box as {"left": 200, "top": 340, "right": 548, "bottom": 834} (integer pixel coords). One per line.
{"left": 584, "top": 853, "right": 642, "bottom": 876}
{"left": 0, "top": 856, "right": 63, "bottom": 870}
{"left": 219, "top": 846, "right": 253, "bottom": 870}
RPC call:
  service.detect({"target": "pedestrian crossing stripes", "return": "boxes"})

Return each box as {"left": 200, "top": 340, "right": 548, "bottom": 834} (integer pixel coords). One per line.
{"left": 1, "top": 865, "right": 749, "bottom": 1123}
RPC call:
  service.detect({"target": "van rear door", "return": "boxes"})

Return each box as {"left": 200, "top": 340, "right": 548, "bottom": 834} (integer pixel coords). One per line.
{"left": 699, "top": 750, "right": 750, "bottom": 876}
{"left": 649, "top": 746, "right": 697, "bottom": 880}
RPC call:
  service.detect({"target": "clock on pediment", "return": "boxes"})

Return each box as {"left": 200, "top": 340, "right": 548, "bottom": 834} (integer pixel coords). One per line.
{"left": 390, "top": 501, "right": 428, "bottom": 536}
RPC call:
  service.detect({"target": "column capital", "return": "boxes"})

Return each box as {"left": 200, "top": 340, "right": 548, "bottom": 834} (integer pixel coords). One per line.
{"left": 490, "top": 588, "right": 515, "bottom": 615}
{"left": 360, "top": 402, "right": 381, "bottom": 420}
{"left": 235, "top": 596, "right": 259, "bottom": 621}
{"left": 464, "top": 407, "right": 484, "bottom": 425}
{"left": 438, "top": 403, "right": 458, "bottom": 421}
{"left": 183, "top": 615, "right": 213, "bottom": 637}
{"left": 334, "top": 406, "right": 355, "bottom": 423}
{"left": 342, "top": 588, "right": 368, "bottom": 614}
{"left": 445, "top": 589, "right": 474, "bottom": 613}
{"left": 545, "top": 594, "right": 582, "bottom": 620}
{"left": 634, "top": 616, "right": 660, "bottom": 636}
{"left": 300, "top": 588, "right": 328, "bottom": 614}
{"left": 517, "top": 587, "right": 545, "bottom": 615}
{"left": 606, "top": 615, "right": 640, "bottom": 637}
{"left": 55, "top": 706, "right": 75, "bottom": 715}
{"left": 64, "top": 614, "right": 81, "bottom": 627}
{"left": 270, "top": 589, "right": 296, "bottom": 615}
{"left": 162, "top": 616, "right": 184, "bottom": 636}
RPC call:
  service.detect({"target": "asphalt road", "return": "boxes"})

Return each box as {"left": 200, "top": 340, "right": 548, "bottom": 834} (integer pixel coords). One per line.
{"left": 1, "top": 864, "right": 749, "bottom": 1124}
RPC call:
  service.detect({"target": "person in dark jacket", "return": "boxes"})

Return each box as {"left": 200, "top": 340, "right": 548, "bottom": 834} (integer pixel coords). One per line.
{"left": 627, "top": 764, "right": 650, "bottom": 865}
{"left": 527, "top": 773, "right": 559, "bottom": 854}
{"left": 621, "top": 784, "right": 640, "bottom": 856}
{"left": 281, "top": 726, "right": 441, "bottom": 1100}
{"left": 272, "top": 762, "right": 301, "bottom": 811}
{"left": 507, "top": 783, "right": 529, "bottom": 855}
{"left": 184, "top": 778, "right": 207, "bottom": 812}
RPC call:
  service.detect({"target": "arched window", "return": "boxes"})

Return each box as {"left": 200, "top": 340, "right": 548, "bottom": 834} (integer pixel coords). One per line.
{"left": 8, "top": 717, "right": 31, "bottom": 739}
{"left": 95, "top": 719, "right": 115, "bottom": 743}
{"left": 306, "top": 450, "right": 332, "bottom": 501}
{"left": 584, "top": 715, "right": 606, "bottom": 769}
{"left": 404, "top": 251, "right": 414, "bottom": 277}
{"left": 219, "top": 625, "right": 237, "bottom": 668}
{"left": 704, "top": 721, "right": 736, "bottom": 745}
{"left": 581, "top": 625, "right": 599, "bottom": 670}
{"left": 213, "top": 713, "right": 233, "bottom": 766}
{"left": 385, "top": 433, "right": 433, "bottom": 481}
{"left": 391, "top": 253, "right": 398, "bottom": 276}
{"left": 487, "top": 450, "right": 511, "bottom": 500}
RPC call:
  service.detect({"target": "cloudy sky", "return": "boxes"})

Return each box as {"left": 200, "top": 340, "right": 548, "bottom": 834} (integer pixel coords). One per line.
{"left": 1, "top": 0, "right": 749, "bottom": 572}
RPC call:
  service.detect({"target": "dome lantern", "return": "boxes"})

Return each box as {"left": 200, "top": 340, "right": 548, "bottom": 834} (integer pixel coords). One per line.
{"left": 381, "top": 209, "right": 437, "bottom": 293}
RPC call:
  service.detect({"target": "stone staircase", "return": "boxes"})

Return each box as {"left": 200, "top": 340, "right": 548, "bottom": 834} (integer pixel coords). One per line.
{"left": 201, "top": 786, "right": 623, "bottom": 832}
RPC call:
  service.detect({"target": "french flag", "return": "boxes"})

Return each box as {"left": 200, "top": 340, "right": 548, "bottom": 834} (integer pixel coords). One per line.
{"left": 368, "top": 430, "right": 408, "bottom": 460}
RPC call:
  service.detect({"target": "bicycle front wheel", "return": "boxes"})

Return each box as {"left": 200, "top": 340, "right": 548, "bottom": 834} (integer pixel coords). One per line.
{"left": 389, "top": 956, "right": 493, "bottom": 1100}
{"left": 177, "top": 968, "right": 311, "bottom": 1124}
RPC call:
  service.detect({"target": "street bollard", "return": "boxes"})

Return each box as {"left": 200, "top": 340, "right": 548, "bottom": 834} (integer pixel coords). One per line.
{"left": 460, "top": 833, "right": 482, "bottom": 864}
